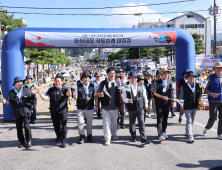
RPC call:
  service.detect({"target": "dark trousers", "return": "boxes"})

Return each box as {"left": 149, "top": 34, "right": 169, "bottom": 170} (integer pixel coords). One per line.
{"left": 120, "top": 109, "right": 126, "bottom": 125}
{"left": 30, "top": 98, "right": 37, "bottom": 122}
{"left": 170, "top": 107, "right": 174, "bottom": 115}
{"left": 51, "top": 112, "right": 67, "bottom": 143}
{"left": 97, "top": 98, "right": 101, "bottom": 117}
{"left": 205, "top": 102, "right": 222, "bottom": 135}
{"left": 128, "top": 110, "right": 146, "bottom": 140}
{"left": 156, "top": 105, "right": 169, "bottom": 136}
{"left": 15, "top": 116, "right": 31, "bottom": 144}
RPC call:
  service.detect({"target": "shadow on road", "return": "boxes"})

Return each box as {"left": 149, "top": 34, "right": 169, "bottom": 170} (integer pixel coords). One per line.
{"left": 176, "top": 160, "right": 222, "bottom": 169}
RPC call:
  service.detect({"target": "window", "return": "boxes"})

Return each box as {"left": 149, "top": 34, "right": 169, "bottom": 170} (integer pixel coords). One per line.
{"left": 180, "top": 24, "right": 184, "bottom": 29}
{"left": 202, "top": 35, "right": 204, "bottom": 40}
{"left": 187, "top": 15, "right": 194, "bottom": 18}
{"left": 171, "top": 24, "right": 175, "bottom": 27}
{"left": 166, "top": 25, "right": 171, "bottom": 28}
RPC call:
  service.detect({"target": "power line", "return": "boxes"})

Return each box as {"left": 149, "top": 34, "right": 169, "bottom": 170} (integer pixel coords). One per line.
{"left": 3, "top": 9, "right": 211, "bottom": 16}
{"left": 0, "top": 0, "right": 196, "bottom": 10}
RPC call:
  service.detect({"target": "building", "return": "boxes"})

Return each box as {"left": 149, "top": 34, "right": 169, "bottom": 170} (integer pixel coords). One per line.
{"left": 133, "top": 12, "right": 211, "bottom": 55}
{"left": 102, "top": 48, "right": 122, "bottom": 55}
{"left": 132, "top": 19, "right": 165, "bottom": 28}
{"left": 84, "top": 53, "right": 92, "bottom": 59}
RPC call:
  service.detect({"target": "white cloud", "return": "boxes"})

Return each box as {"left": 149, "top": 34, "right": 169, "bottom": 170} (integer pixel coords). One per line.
{"left": 108, "top": 2, "right": 171, "bottom": 28}
{"left": 55, "top": 0, "right": 64, "bottom": 4}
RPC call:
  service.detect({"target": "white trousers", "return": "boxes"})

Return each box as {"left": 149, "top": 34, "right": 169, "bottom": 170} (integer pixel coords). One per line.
{"left": 102, "top": 109, "right": 119, "bottom": 140}
{"left": 77, "top": 109, "right": 94, "bottom": 136}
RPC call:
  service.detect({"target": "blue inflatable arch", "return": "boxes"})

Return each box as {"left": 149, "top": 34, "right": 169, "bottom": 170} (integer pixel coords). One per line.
{"left": 1, "top": 28, "right": 195, "bottom": 121}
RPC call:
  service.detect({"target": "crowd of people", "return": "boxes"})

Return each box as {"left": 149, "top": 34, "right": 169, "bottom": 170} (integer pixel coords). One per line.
{"left": 2, "top": 62, "right": 222, "bottom": 149}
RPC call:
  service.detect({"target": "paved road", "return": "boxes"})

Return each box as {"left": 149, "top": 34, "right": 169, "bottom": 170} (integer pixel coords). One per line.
{"left": 0, "top": 67, "right": 221, "bottom": 170}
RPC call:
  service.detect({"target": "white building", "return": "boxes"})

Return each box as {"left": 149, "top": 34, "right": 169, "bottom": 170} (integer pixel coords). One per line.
{"left": 102, "top": 48, "right": 122, "bottom": 55}
{"left": 164, "top": 12, "right": 211, "bottom": 54}
{"left": 132, "top": 12, "right": 211, "bottom": 55}
{"left": 84, "top": 52, "right": 92, "bottom": 59}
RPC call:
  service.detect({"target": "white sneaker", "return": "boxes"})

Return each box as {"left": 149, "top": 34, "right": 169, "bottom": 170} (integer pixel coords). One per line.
{"left": 147, "top": 114, "right": 151, "bottom": 118}
{"left": 189, "top": 136, "right": 195, "bottom": 143}
{"left": 217, "top": 134, "right": 222, "bottom": 140}
{"left": 203, "top": 128, "right": 208, "bottom": 136}
{"left": 159, "top": 135, "right": 165, "bottom": 142}
{"left": 105, "top": 140, "right": 110, "bottom": 146}
{"left": 163, "top": 132, "right": 168, "bottom": 139}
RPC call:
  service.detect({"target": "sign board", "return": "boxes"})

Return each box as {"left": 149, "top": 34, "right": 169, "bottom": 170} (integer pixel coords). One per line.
{"left": 195, "top": 59, "right": 220, "bottom": 70}
{"left": 50, "top": 64, "right": 56, "bottom": 68}
{"left": 25, "top": 31, "right": 177, "bottom": 48}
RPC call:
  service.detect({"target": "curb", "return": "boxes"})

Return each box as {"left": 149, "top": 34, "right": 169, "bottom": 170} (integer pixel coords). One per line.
{"left": 38, "top": 81, "right": 52, "bottom": 89}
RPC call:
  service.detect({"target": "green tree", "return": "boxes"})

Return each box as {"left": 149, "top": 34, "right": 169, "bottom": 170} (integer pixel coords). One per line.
{"left": 127, "top": 48, "right": 139, "bottom": 59}
{"left": 153, "top": 47, "right": 165, "bottom": 58}
{"left": 164, "top": 47, "right": 175, "bottom": 62}
{"left": 0, "top": 9, "right": 27, "bottom": 39}
{"left": 191, "top": 33, "right": 205, "bottom": 54}
{"left": 24, "top": 49, "right": 49, "bottom": 84}
{"left": 140, "top": 47, "right": 155, "bottom": 58}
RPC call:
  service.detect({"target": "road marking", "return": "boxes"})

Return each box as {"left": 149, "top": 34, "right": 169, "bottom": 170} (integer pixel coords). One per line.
{"left": 36, "top": 106, "right": 42, "bottom": 111}
{"left": 175, "top": 113, "right": 217, "bottom": 132}
{"left": 38, "top": 109, "right": 50, "bottom": 118}
{"left": 37, "top": 100, "right": 44, "bottom": 106}
{"left": 44, "top": 102, "right": 49, "bottom": 107}
{"left": 67, "top": 105, "right": 75, "bottom": 116}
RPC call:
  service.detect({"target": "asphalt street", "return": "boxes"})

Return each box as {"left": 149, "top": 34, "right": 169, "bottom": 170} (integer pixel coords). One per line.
{"left": 0, "top": 66, "right": 221, "bottom": 170}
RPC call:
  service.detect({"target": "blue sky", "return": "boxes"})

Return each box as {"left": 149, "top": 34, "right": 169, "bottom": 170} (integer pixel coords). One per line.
{"left": 1, "top": 0, "right": 221, "bottom": 33}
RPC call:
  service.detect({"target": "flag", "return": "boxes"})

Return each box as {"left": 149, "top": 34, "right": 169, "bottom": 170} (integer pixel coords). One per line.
{"left": 150, "top": 69, "right": 156, "bottom": 76}
{"left": 200, "top": 80, "right": 208, "bottom": 89}
{"left": 177, "top": 99, "right": 184, "bottom": 108}
{"left": 103, "top": 86, "right": 112, "bottom": 98}
{"left": 168, "top": 98, "right": 184, "bottom": 107}
{"left": 48, "top": 84, "right": 54, "bottom": 88}
{"left": 118, "top": 85, "right": 131, "bottom": 91}
{"left": 69, "top": 82, "right": 77, "bottom": 89}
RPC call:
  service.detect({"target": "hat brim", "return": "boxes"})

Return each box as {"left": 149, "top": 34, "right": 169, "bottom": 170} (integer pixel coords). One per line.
{"left": 81, "top": 75, "right": 92, "bottom": 79}
{"left": 187, "top": 74, "right": 197, "bottom": 78}
{"left": 161, "top": 70, "right": 171, "bottom": 74}
{"left": 55, "top": 76, "right": 64, "bottom": 81}
{"left": 13, "top": 80, "right": 25, "bottom": 86}
{"left": 26, "top": 78, "right": 33, "bottom": 80}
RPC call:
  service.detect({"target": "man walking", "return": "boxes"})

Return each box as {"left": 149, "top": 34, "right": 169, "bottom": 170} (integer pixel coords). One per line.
{"left": 179, "top": 71, "right": 202, "bottom": 143}
{"left": 2, "top": 76, "right": 37, "bottom": 148}
{"left": 203, "top": 62, "right": 222, "bottom": 139}
{"left": 97, "top": 67, "right": 123, "bottom": 146}
{"left": 73, "top": 72, "right": 98, "bottom": 144}
{"left": 92, "top": 72, "right": 102, "bottom": 119}
{"left": 24, "top": 75, "right": 37, "bottom": 124}
{"left": 37, "top": 73, "right": 72, "bottom": 148}
{"left": 122, "top": 71, "right": 150, "bottom": 145}
{"left": 153, "top": 68, "right": 174, "bottom": 142}
{"left": 176, "top": 69, "right": 189, "bottom": 123}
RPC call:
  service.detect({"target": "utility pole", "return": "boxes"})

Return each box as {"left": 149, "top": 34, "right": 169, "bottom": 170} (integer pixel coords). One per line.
{"left": 209, "top": 0, "right": 219, "bottom": 58}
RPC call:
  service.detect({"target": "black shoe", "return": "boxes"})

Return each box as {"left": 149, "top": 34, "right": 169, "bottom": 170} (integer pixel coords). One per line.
{"left": 171, "top": 113, "right": 176, "bottom": 117}
{"left": 61, "top": 142, "right": 67, "bottom": 148}
{"left": 130, "top": 138, "right": 136, "bottom": 142}
{"left": 79, "top": 135, "right": 85, "bottom": 144}
{"left": 179, "top": 118, "right": 182, "bottom": 123}
{"left": 87, "top": 134, "right": 94, "bottom": 143}
{"left": 97, "top": 115, "right": 102, "bottom": 119}
{"left": 18, "top": 143, "right": 25, "bottom": 148}
{"left": 29, "top": 120, "right": 36, "bottom": 124}
{"left": 141, "top": 139, "right": 151, "bottom": 145}
{"left": 26, "top": 141, "right": 32, "bottom": 149}
{"left": 55, "top": 138, "right": 60, "bottom": 142}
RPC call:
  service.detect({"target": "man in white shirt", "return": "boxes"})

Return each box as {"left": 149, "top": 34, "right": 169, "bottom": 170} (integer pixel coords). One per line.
{"left": 122, "top": 71, "right": 150, "bottom": 145}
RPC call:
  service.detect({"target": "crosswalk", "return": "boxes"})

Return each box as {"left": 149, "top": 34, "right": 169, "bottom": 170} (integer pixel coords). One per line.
{"left": 35, "top": 99, "right": 76, "bottom": 119}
